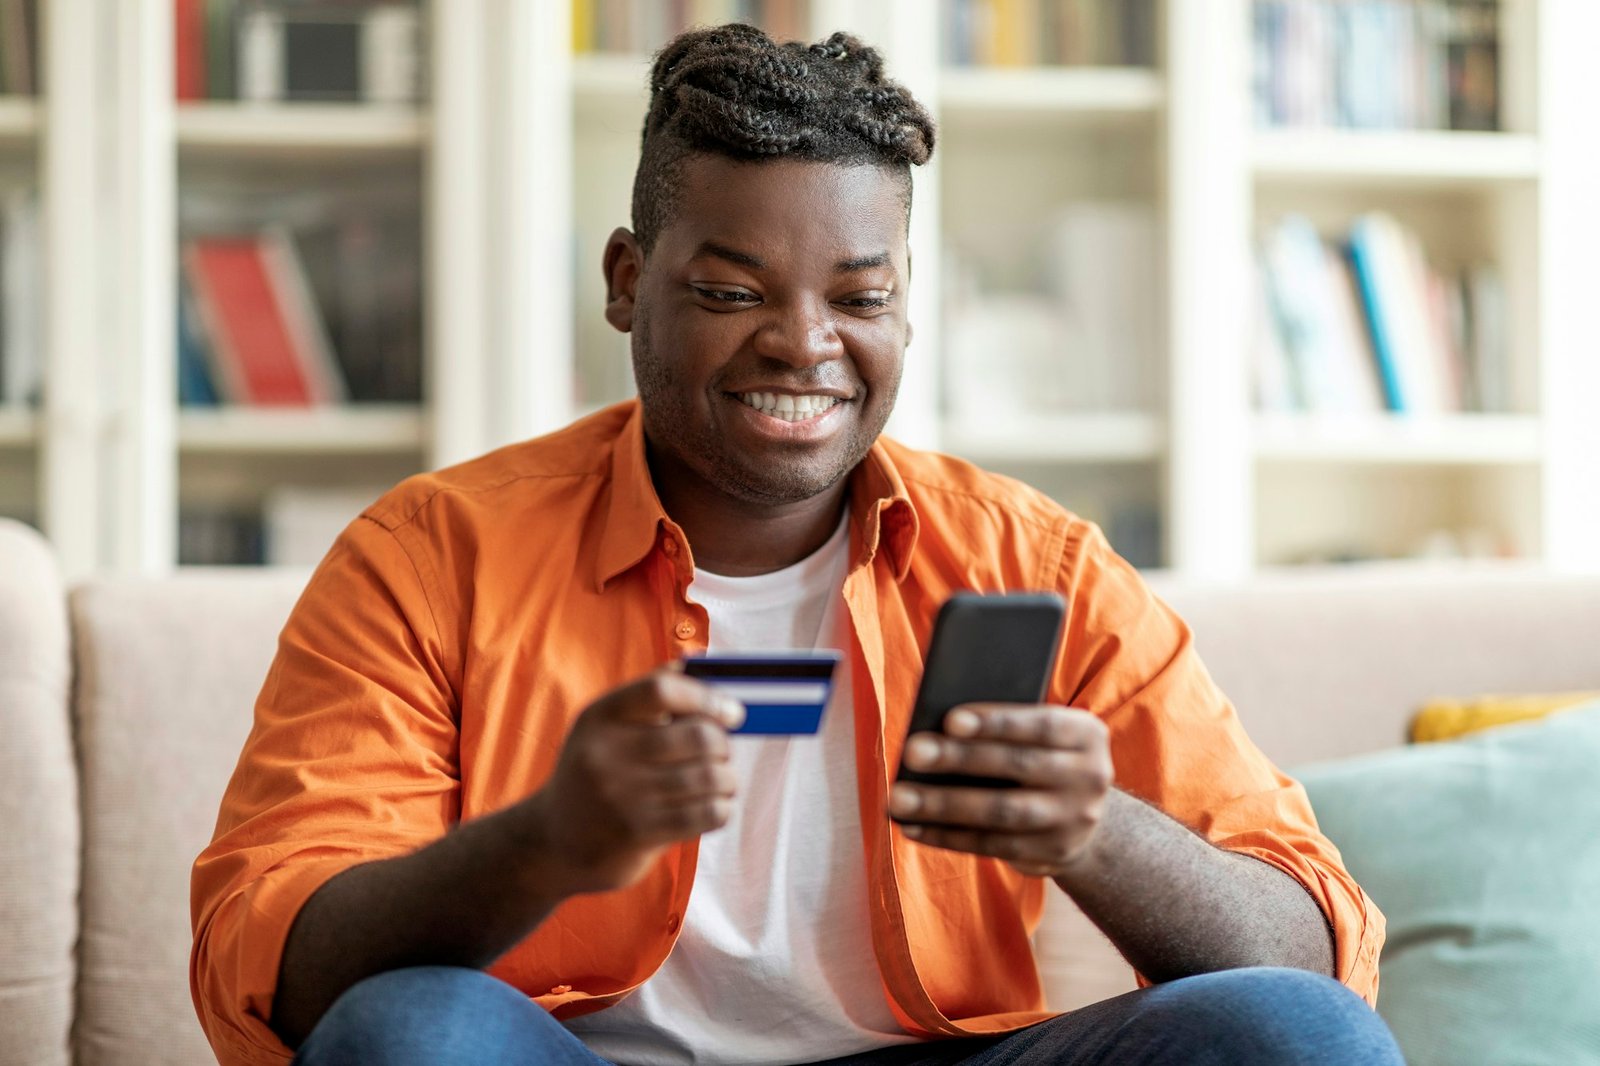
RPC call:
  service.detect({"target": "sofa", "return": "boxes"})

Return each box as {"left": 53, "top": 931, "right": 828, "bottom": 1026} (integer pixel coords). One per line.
{"left": 4, "top": 515, "right": 1599, "bottom": 1065}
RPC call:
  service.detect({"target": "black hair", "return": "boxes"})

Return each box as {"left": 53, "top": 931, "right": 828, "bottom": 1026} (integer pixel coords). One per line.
{"left": 630, "top": 23, "right": 936, "bottom": 253}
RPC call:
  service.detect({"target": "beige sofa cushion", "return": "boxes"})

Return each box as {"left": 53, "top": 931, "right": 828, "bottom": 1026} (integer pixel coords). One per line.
{"left": 70, "top": 571, "right": 305, "bottom": 1066}
{"left": 1153, "top": 565, "right": 1600, "bottom": 767}
{"left": 0, "top": 520, "right": 75, "bottom": 1066}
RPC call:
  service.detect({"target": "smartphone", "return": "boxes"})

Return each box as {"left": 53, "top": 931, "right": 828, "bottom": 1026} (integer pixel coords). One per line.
{"left": 893, "top": 591, "right": 1066, "bottom": 793}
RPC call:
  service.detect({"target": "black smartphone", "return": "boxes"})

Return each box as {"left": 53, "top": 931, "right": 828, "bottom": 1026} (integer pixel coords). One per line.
{"left": 894, "top": 591, "right": 1066, "bottom": 794}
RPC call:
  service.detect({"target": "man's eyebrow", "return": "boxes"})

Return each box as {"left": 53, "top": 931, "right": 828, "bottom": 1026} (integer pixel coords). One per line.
{"left": 836, "top": 251, "right": 892, "bottom": 273}
{"left": 691, "top": 241, "right": 766, "bottom": 270}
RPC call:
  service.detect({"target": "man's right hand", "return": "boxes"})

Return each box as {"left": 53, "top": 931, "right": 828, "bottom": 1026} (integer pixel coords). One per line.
{"left": 521, "top": 669, "right": 745, "bottom": 897}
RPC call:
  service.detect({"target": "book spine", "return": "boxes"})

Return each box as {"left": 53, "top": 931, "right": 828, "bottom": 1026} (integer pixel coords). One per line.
{"left": 174, "top": 0, "right": 207, "bottom": 100}
{"left": 260, "top": 225, "right": 347, "bottom": 405}
{"left": 362, "top": 5, "right": 421, "bottom": 104}
{"left": 176, "top": 274, "right": 220, "bottom": 406}
{"left": 237, "top": 9, "right": 283, "bottom": 102}
{"left": 206, "top": 0, "right": 236, "bottom": 100}
{"left": 1346, "top": 218, "right": 1405, "bottom": 412}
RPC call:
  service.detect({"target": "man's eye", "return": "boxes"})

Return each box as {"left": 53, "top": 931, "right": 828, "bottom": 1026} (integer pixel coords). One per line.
{"left": 841, "top": 295, "right": 893, "bottom": 310}
{"left": 692, "top": 287, "right": 757, "bottom": 304}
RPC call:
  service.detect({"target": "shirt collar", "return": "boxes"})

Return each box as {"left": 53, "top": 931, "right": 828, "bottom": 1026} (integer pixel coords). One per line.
{"left": 594, "top": 401, "right": 919, "bottom": 590}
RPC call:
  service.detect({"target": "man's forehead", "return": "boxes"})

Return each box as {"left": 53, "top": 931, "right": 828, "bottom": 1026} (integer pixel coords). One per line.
{"left": 666, "top": 156, "right": 909, "bottom": 261}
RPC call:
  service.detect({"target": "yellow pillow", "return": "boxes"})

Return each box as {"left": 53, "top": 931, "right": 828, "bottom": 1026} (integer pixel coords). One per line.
{"left": 1410, "top": 692, "right": 1600, "bottom": 743}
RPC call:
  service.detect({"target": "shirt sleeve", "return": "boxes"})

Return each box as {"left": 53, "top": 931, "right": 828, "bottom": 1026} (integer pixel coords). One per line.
{"left": 189, "top": 514, "right": 461, "bottom": 1065}
{"left": 1049, "top": 521, "right": 1384, "bottom": 1004}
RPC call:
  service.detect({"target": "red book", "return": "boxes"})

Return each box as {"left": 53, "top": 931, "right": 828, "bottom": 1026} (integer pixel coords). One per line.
{"left": 185, "top": 236, "right": 317, "bottom": 406}
{"left": 174, "top": 0, "right": 206, "bottom": 100}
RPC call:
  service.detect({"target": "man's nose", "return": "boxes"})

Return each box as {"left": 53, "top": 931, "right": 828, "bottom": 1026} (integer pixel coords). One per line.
{"left": 752, "top": 295, "right": 845, "bottom": 367}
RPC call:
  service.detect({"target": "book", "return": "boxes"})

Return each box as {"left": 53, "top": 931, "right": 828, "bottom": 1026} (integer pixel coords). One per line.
{"left": 183, "top": 230, "right": 347, "bottom": 406}
{"left": 175, "top": 0, "right": 207, "bottom": 100}
{"left": 1259, "top": 215, "right": 1383, "bottom": 414}
{"left": 206, "top": 0, "right": 238, "bottom": 100}
{"left": 1254, "top": 0, "right": 1502, "bottom": 131}
{"left": 176, "top": 274, "right": 220, "bottom": 406}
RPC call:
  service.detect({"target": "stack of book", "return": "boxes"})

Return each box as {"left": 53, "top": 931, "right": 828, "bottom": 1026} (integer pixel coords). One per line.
{"left": 1252, "top": 0, "right": 1500, "bottom": 130}
{"left": 175, "top": 0, "right": 423, "bottom": 103}
{"left": 941, "top": 0, "right": 1156, "bottom": 67}
{"left": 573, "top": 0, "right": 812, "bottom": 54}
{"left": 1254, "top": 213, "right": 1510, "bottom": 415}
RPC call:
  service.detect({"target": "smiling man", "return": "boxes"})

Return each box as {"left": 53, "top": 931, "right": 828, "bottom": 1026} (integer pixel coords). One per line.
{"left": 191, "top": 24, "right": 1402, "bottom": 1066}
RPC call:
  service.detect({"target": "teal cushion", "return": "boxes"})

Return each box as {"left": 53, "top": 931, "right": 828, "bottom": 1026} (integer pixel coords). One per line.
{"left": 1296, "top": 702, "right": 1600, "bottom": 1066}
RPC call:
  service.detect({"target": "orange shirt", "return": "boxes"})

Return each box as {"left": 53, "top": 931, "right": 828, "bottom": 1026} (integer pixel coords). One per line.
{"left": 190, "top": 401, "right": 1384, "bottom": 1066}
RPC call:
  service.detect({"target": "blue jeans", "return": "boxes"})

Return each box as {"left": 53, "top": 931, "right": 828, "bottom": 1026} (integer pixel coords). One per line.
{"left": 292, "top": 965, "right": 1404, "bottom": 1065}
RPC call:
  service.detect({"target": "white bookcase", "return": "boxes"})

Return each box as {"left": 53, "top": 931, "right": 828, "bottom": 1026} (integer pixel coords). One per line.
{"left": 3, "top": 0, "right": 1598, "bottom": 581}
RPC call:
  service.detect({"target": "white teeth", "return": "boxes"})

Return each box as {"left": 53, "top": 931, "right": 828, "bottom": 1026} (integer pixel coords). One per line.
{"left": 738, "top": 392, "right": 842, "bottom": 422}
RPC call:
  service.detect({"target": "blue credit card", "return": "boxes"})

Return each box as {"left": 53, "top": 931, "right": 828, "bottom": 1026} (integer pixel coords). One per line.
{"left": 682, "top": 651, "right": 841, "bottom": 735}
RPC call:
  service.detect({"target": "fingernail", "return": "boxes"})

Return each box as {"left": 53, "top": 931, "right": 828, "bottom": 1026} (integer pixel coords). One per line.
{"left": 906, "top": 735, "right": 939, "bottom": 768}
{"left": 946, "top": 709, "right": 980, "bottom": 736}
{"left": 717, "top": 696, "right": 746, "bottom": 729}
{"left": 889, "top": 784, "right": 920, "bottom": 817}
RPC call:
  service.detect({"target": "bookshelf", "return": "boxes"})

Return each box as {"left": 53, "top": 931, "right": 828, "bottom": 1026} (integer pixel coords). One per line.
{"left": 11, "top": 0, "right": 1600, "bottom": 580}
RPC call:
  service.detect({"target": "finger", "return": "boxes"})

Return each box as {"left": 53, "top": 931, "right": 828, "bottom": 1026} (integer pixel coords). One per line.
{"left": 945, "top": 704, "right": 1106, "bottom": 750}
{"left": 607, "top": 671, "right": 746, "bottom": 731}
{"left": 635, "top": 796, "right": 734, "bottom": 841}
{"left": 638, "top": 760, "right": 739, "bottom": 804}
{"left": 889, "top": 782, "right": 1067, "bottom": 832}
{"left": 901, "top": 732, "right": 1103, "bottom": 788}
{"left": 628, "top": 715, "right": 732, "bottom": 766}
{"left": 900, "top": 823, "right": 1065, "bottom": 872}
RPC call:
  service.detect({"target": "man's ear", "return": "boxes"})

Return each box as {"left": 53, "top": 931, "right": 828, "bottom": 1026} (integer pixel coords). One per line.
{"left": 603, "top": 228, "right": 643, "bottom": 333}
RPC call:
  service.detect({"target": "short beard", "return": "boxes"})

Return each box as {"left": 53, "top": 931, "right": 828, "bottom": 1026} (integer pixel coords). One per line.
{"left": 631, "top": 321, "right": 898, "bottom": 507}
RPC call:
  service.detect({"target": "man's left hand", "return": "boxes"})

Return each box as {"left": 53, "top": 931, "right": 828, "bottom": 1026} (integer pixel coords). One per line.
{"left": 889, "top": 705, "right": 1113, "bottom": 878}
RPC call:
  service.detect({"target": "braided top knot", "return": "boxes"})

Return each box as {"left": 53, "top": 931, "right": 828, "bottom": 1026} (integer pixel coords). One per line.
{"left": 629, "top": 23, "right": 936, "bottom": 251}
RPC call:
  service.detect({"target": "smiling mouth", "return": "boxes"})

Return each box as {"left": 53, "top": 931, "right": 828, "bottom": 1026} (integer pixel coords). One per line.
{"left": 736, "top": 391, "right": 844, "bottom": 423}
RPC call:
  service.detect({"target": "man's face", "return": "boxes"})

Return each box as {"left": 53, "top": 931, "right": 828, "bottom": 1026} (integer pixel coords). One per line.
{"left": 609, "top": 155, "right": 910, "bottom": 507}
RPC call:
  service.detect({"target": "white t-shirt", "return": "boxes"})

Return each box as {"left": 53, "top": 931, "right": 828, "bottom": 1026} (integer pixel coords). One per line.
{"left": 563, "top": 516, "right": 915, "bottom": 1065}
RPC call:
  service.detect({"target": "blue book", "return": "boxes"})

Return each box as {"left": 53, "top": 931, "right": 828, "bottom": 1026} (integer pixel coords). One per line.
{"left": 1346, "top": 220, "right": 1404, "bottom": 412}
{"left": 177, "top": 279, "right": 219, "bottom": 406}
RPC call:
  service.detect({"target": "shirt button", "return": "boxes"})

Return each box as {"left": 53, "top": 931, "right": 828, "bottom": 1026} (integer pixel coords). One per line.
{"left": 549, "top": 984, "right": 572, "bottom": 995}
{"left": 666, "top": 913, "right": 682, "bottom": 934}
{"left": 674, "top": 620, "right": 696, "bottom": 640}
{"left": 662, "top": 538, "right": 679, "bottom": 557}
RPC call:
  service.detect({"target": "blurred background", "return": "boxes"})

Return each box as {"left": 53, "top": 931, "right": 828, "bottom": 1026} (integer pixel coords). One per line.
{"left": 1, "top": 0, "right": 1596, "bottom": 579}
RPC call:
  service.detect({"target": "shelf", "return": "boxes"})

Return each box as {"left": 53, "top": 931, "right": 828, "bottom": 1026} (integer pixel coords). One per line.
{"left": 942, "top": 412, "right": 1165, "bottom": 463}
{"left": 178, "top": 406, "right": 428, "bottom": 454}
{"left": 0, "top": 96, "right": 39, "bottom": 146}
{"left": 176, "top": 103, "right": 428, "bottom": 161}
{"left": 939, "top": 67, "right": 1163, "bottom": 126}
{"left": 1253, "top": 413, "right": 1542, "bottom": 465}
{"left": 1252, "top": 129, "right": 1541, "bottom": 187}
{"left": 0, "top": 406, "right": 37, "bottom": 447}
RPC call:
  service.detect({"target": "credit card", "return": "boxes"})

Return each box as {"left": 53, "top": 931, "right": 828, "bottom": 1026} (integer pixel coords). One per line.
{"left": 682, "top": 651, "right": 841, "bottom": 735}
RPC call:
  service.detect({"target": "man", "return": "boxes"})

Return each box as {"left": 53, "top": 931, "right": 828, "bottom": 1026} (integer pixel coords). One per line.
{"left": 192, "top": 24, "right": 1402, "bottom": 1066}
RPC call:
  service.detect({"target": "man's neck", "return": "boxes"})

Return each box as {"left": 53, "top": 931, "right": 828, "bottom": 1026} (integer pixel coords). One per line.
{"left": 647, "top": 449, "right": 850, "bottom": 578}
